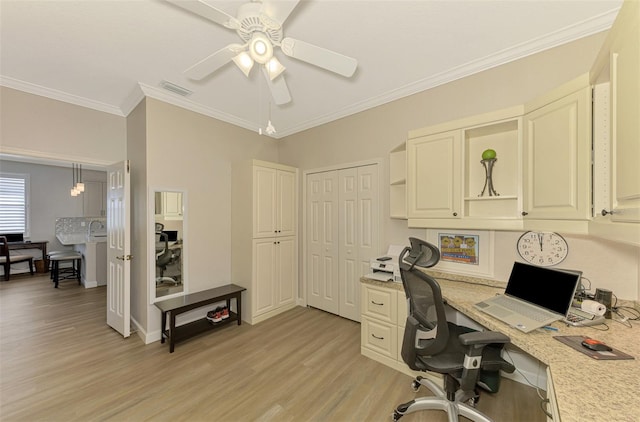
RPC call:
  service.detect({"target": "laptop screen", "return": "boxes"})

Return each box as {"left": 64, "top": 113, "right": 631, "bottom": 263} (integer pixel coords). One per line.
{"left": 505, "top": 262, "right": 581, "bottom": 316}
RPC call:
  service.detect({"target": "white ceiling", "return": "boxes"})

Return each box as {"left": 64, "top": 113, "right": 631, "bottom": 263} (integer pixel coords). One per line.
{"left": 0, "top": 0, "right": 622, "bottom": 138}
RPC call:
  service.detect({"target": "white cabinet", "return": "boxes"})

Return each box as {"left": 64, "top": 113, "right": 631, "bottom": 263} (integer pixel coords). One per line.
{"left": 590, "top": 0, "right": 640, "bottom": 246}
{"left": 155, "top": 191, "right": 183, "bottom": 220}
{"left": 82, "top": 181, "right": 106, "bottom": 217}
{"left": 253, "top": 166, "right": 296, "bottom": 238}
{"left": 406, "top": 106, "right": 523, "bottom": 230}
{"left": 252, "top": 236, "right": 296, "bottom": 318}
{"left": 407, "top": 129, "right": 461, "bottom": 219}
{"left": 231, "top": 160, "right": 298, "bottom": 325}
{"left": 523, "top": 76, "right": 592, "bottom": 232}
{"left": 360, "top": 281, "right": 431, "bottom": 379}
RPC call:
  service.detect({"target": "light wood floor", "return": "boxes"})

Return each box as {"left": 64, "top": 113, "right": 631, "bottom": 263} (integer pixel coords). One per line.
{"left": 1, "top": 274, "right": 546, "bottom": 421}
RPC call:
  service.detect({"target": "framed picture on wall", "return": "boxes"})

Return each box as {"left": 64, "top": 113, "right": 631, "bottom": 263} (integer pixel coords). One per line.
{"left": 427, "top": 229, "right": 494, "bottom": 277}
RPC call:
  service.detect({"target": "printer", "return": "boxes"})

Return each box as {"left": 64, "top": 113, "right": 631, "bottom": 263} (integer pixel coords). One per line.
{"left": 367, "top": 245, "right": 404, "bottom": 282}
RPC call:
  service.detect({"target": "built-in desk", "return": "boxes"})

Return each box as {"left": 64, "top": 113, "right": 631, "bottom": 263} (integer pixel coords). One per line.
{"left": 362, "top": 273, "right": 640, "bottom": 422}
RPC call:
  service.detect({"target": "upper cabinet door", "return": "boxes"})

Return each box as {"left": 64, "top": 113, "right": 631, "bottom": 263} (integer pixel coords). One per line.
{"left": 253, "top": 165, "right": 297, "bottom": 238}
{"left": 277, "top": 169, "right": 297, "bottom": 237}
{"left": 523, "top": 81, "right": 591, "bottom": 221}
{"left": 253, "top": 166, "right": 278, "bottom": 238}
{"left": 407, "top": 130, "right": 461, "bottom": 219}
{"left": 609, "top": 3, "right": 640, "bottom": 223}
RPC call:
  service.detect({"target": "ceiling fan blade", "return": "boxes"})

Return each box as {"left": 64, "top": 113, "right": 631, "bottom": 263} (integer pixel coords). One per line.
{"left": 280, "top": 37, "right": 357, "bottom": 77}
{"left": 184, "top": 44, "right": 245, "bottom": 80}
{"left": 262, "top": 67, "right": 291, "bottom": 105}
{"left": 166, "top": 0, "right": 240, "bottom": 29}
{"left": 260, "top": 0, "right": 300, "bottom": 26}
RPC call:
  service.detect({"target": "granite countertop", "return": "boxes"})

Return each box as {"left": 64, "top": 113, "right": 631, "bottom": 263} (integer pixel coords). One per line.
{"left": 362, "top": 272, "right": 640, "bottom": 422}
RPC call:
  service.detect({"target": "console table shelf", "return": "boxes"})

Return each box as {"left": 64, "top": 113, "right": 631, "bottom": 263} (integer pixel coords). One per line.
{"left": 155, "top": 284, "right": 246, "bottom": 353}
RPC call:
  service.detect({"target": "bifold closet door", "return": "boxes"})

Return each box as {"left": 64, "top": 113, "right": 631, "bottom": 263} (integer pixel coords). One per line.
{"left": 306, "top": 171, "right": 340, "bottom": 314}
{"left": 338, "top": 165, "right": 379, "bottom": 322}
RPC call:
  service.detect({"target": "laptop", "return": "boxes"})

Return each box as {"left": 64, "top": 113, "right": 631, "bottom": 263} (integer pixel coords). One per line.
{"left": 474, "top": 262, "right": 581, "bottom": 333}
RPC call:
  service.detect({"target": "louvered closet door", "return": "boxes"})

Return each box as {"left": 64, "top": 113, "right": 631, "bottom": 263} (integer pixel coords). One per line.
{"left": 306, "top": 171, "right": 340, "bottom": 314}
{"left": 339, "top": 165, "right": 379, "bottom": 322}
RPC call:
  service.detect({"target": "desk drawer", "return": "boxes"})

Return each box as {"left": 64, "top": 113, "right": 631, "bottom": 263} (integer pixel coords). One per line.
{"left": 361, "top": 284, "right": 397, "bottom": 323}
{"left": 361, "top": 316, "right": 397, "bottom": 359}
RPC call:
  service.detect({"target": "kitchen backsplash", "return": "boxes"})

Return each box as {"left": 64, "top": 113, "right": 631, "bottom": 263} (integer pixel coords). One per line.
{"left": 55, "top": 217, "right": 106, "bottom": 235}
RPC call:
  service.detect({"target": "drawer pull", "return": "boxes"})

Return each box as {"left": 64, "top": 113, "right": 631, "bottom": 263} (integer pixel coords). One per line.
{"left": 371, "top": 334, "right": 384, "bottom": 340}
{"left": 371, "top": 300, "right": 384, "bottom": 306}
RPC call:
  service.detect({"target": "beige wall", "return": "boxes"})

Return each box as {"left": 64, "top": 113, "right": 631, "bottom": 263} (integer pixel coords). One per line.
{"left": 0, "top": 87, "right": 126, "bottom": 165}
{"left": 143, "top": 98, "right": 279, "bottom": 336}
{"left": 278, "top": 32, "right": 640, "bottom": 301}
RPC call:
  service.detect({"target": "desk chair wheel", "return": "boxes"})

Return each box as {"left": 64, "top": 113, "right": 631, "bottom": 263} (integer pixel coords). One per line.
{"left": 411, "top": 378, "right": 421, "bottom": 392}
{"left": 392, "top": 410, "right": 404, "bottom": 421}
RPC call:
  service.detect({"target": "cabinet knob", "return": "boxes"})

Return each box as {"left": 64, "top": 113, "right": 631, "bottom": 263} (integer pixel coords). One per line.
{"left": 452, "top": 212, "right": 457, "bottom": 217}
{"left": 521, "top": 211, "right": 529, "bottom": 216}
{"left": 601, "top": 209, "right": 616, "bottom": 216}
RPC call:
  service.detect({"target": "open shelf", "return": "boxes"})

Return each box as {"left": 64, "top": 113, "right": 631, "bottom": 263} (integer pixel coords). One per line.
{"left": 463, "top": 119, "right": 521, "bottom": 219}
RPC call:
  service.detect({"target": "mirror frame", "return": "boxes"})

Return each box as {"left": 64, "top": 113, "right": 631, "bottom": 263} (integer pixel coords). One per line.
{"left": 149, "top": 187, "right": 188, "bottom": 304}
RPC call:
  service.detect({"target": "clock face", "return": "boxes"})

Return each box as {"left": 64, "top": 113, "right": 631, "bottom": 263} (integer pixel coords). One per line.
{"left": 517, "top": 231, "right": 568, "bottom": 267}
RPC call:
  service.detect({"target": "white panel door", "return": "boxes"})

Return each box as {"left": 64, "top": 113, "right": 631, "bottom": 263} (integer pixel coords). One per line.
{"left": 277, "top": 170, "right": 297, "bottom": 236}
{"left": 306, "top": 171, "right": 339, "bottom": 314}
{"left": 339, "top": 168, "right": 358, "bottom": 320}
{"left": 276, "top": 236, "right": 296, "bottom": 307}
{"left": 106, "top": 161, "right": 130, "bottom": 338}
{"left": 253, "top": 238, "right": 276, "bottom": 316}
{"left": 253, "top": 166, "right": 277, "bottom": 238}
{"left": 339, "top": 165, "right": 379, "bottom": 322}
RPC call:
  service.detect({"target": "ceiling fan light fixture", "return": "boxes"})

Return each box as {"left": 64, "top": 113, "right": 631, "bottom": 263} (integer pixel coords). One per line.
{"left": 249, "top": 33, "right": 273, "bottom": 64}
{"left": 233, "top": 51, "right": 254, "bottom": 77}
{"left": 265, "top": 57, "right": 285, "bottom": 81}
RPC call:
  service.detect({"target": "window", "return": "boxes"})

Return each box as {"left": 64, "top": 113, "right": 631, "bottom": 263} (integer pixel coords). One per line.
{"left": 0, "top": 173, "right": 29, "bottom": 235}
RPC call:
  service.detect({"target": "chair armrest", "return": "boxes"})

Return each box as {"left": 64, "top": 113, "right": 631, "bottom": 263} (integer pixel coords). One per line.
{"left": 459, "top": 331, "right": 509, "bottom": 346}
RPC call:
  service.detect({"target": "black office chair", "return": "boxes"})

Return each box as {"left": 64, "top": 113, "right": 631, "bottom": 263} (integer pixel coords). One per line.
{"left": 393, "top": 238, "right": 515, "bottom": 422}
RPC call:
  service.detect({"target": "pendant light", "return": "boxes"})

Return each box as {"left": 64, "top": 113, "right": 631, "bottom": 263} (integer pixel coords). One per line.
{"left": 70, "top": 163, "right": 84, "bottom": 196}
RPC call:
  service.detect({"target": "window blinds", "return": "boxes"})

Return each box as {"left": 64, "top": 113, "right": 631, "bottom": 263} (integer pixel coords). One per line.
{"left": 0, "top": 174, "right": 27, "bottom": 233}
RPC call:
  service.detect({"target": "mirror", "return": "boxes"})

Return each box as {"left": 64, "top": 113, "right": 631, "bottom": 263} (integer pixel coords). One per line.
{"left": 151, "top": 190, "right": 186, "bottom": 302}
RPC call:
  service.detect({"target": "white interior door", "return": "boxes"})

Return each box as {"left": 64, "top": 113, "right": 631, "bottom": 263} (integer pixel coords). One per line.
{"left": 306, "top": 171, "right": 339, "bottom": 314}
{"left": 106, "top": 160, "right": 130, "bottom": 338}
{"left": 339, "top": 165, "right": 379, "bottom": 322}
{"left": 306, "top": 164, "right": 379, "bottom": 321}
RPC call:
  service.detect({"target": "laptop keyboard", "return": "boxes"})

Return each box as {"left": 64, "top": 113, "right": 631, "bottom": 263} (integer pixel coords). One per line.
{"left": 491, "top": 295, "right": 551, "bottom": 322}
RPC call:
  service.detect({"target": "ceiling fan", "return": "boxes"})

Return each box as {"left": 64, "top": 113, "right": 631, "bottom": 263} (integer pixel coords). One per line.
{"left": 167, "top": 0, "right": 358, "bottom": 105}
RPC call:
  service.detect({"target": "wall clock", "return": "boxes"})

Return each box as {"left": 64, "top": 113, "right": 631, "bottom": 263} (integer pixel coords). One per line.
{"left": 516, "top": 231, "right": 568, "bottom": 267}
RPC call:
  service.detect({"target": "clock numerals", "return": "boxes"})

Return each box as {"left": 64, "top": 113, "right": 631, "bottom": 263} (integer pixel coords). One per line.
{"left": 516, "top": 231, "right": 568, "bottom": 267}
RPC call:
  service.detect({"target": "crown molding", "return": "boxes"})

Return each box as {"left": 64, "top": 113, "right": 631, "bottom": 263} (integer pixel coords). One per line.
{"left": 275, "top": 8, "right": 619, "bottom": 138}
{"left": 138, "top": 83, "right": 261, "bottom": 135}
{"left": 0, "top": 76, "right": 125, "bottom": 117}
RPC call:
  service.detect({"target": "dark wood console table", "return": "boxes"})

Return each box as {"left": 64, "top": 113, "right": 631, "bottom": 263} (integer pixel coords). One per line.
{"left": 154, "top": 284, "right": 246, "bottom": 353}
{"left": 8, "top": 241, "right": 48, "bottom": 261}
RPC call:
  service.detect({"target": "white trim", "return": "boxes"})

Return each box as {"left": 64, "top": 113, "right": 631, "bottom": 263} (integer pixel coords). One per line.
{"left": 0, "top": 76, "right": 125, "bottom": 116}
{"left": 0, "top": 147, "right": 112, "bottom": 170}
{"left": 149, "top": 186, "right": 188, "bottom": 305}
{"left": 139, "top": 83, "right": 261, "bottom": 135}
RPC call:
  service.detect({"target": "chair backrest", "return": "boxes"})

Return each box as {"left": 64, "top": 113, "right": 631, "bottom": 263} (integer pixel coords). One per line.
{"left": 0, "top": 236, "right": 9, "bottom": 258}
{"left": 400, "top": 264, "right": 450, "bottom": 362}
